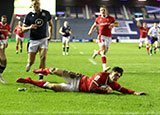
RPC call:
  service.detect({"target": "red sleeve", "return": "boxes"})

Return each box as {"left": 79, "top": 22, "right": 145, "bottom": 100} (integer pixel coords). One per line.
{"left": 111, "top": 16, "right": 116, "bottom": 23}
{"left": 95, "top": 17, "right": 99, "bottom": 24}
{"left": 89, "top": 82, "right": 109, "bottom": 94}
{"left": 13, "top": 27, "right": 17, "bottom": 32}
{"left": 109, "top": 82, "right": 135, "bottom": 94}
{"left": 7, "top": 24, "right": 11, "bottom": 31}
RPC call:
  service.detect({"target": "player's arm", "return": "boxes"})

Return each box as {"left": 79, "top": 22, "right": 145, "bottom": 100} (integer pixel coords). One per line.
{"left": 59, "top": 27, "right": 65, "bottom": 35}
{"left": 89, "top": 83, "right": 112, "bottom": 94}
{"left": 7, "top": 31, "right": 12, "bottom": 38}
{"left": 137, "top": 20, "right": 141, "bottom": 28}
{"left": 0, "top": 31, "right": 5, "bottom": 39}
{"left": 22, "top": 24, "right": 37, "bottom": 32}
{"left": 69, "top": 29, "right": 72, "bottom": 36}
{"left": 109, "top": 82, "right": 147, "bottom": 95}
{"left": 48, "top": 20, "right": 53, "bottom": 41}
{"left": 148, "top": 27, "right": 156, "bottom": 37}
{"left": 88, "top": 23, "right": 97, "bottom": 36}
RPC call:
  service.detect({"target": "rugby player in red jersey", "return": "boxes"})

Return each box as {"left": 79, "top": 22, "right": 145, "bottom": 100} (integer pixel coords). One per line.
{"left": 88, "top": 6, "right": 119, "bottom": 72}
{"left": 0, "top": 15, "right": 11, "bottom": 84}
{"left": 13, "top": 21, "right": 25, "bottom": 54}
{"left": 16, "top": 67, "right": 146, "bottom": 95}
{"left": 137, "top": 20, "right": 149, "bottom": 54}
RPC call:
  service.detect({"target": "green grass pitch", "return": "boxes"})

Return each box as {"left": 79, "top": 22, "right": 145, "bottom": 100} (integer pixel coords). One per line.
{"left": 0, "top": 42, "right": 160, "bottom": 115}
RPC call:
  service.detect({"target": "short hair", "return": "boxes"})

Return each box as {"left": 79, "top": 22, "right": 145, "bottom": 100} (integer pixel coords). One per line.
{"left": 100, "top": 5, "right": 107, "bottom": 9}
{"left": 111, "top": 67, "right": 123, "bottom": 76}
{"left": 31, "top": 0, "right": 39, "bottom": 2}
{"left": 1, "top": 15, "right": 7, "bottom": 18}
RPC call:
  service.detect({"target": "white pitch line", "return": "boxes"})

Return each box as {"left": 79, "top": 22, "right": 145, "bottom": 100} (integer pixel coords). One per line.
{"left": 80, "top": 51, "right": 84, "bottom": 55}
{"left": 89, "top": 59, "right": 97, "bottom": 65}
{"left": 1, "top": 112, "right": 160, "bottom": 115}
{"left": 71, "top": 44, "right": 77, "bottom": 49}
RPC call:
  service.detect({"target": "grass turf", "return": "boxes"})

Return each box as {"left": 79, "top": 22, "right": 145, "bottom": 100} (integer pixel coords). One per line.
{"left": 0, "top": 42, "right": 160, "bottom": 115}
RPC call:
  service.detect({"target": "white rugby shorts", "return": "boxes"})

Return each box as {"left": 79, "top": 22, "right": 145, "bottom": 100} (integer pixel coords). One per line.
{"left": 98, "top": 35, "right": 112, "bottom": 48}
{"left": 62, "top": 36, "right": 70, "bottom": 43}
{"left": 0, "top": 40, "right": 7, "bottom": 49}
{"left": 61, "top": 71, "right": 81, "bottom": 92}
{"left": 139, "top": 37, "right": 149, "bottom": 44}
{"left": 16, "top": 35, "right": 24, "bottom": 42}
{"left": 28, "top": 37, "right": 48, "bottom": 53}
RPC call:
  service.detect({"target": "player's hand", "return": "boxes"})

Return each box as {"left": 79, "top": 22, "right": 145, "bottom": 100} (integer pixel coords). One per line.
{"left": 134, "top": 92, "right": 147, "bottom": 95}
{"left": 106, "top": 86, "right": 113, "bottom": 94}
{"left": 88, "top": 32, "right": 92, "bottom": 36}
{"left": 30, "top": 24, "right": 37, "bottom": 29}
{"left": 47, "top": 36, "right": 52, "bottom": 41}
{"left": 109, "top": 24, "right": 114, "bottom": 29}
{"left": 5, "top": 41, "right": 8, "bottom": 48}
{"left": 0, "top": 34, "right": 5, "bottom": 39}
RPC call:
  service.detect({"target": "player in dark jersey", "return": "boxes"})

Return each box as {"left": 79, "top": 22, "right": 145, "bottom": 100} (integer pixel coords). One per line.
{"left": 0, "top": 15, "right": 11, "bottom": 84}
{"left": 16, "top": 67, "right": 146, "bottom": 95}
{"left": 22, "top": 0, "right": 53, "bottom": 80}
{"left": 59, "top": 21, "right": 72, "bottom": 55}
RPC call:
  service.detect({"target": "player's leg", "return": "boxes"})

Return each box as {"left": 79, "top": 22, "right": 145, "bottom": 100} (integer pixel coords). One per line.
{"left": 62, "top": 37, "right": 66, "bottom": 55}
{"left": 26, "top": 52, "right": 36, "bottom": 72}
{"left": 150, "top": 44, "right": 153, "bottom": 56}
{"left": 26, "top": 40, "right": 40, "bottom": 72}
{"left": 100, "top": 45, "right": 108, "bottom": 71}
{"left": 154, "top": 41, "right": 158, "bottom": 54}
{"left": 16, "top": 77, "right": 72, "bottom": 92}
{"left": 16, "top": 37, "right": 20, "bottom": 54}
{"left": 145, "top": 38, "right": 149, "bottom": 54}
{"left": 39, "top": 48, "right": 47, "bottom": 80}
{"left": 66, "top": 38, "right": 70, "bottom": 55}
{"left": 0, "top": 48, "right": 6, "bottom": 83}
{"left": 92, "top": 35, "right": 101, "bottom": 59}
{"left": 20, "top": 38, "right": 24, "bottom": 53}
{"left": 139, "top": 38, "right": 143, "bottom": 49}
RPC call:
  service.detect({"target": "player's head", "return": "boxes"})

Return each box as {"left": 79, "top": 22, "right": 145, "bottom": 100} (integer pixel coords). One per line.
{"left": 1, "top": 15, "right": 7, "bottom": 24}
{"left": 18, "top": 21, "right": 23, "bottom": 26}
{"left": 153, "top": 23, "right": 158, "bottom": 28}
{"left": 143, "top": 22, "right": 147, "bottom": 28}
{"left": 109, "top": 67, "right": 123, "bottom": 82}
{"left": 64, "top": 21, "right": 69, "bottom": 27}
{"left": 31, "top": 0, "right": 40, "bottom": 11}
{"left": 100, "top": 6, "right": 108, "bottom": 17}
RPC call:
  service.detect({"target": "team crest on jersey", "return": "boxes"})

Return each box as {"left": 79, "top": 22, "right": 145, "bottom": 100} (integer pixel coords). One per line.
{"left": 35, "top": 18, "right": 44, "bottom": 27}
{"left": 42, "top": 12, "right": 46, "bottom": 16}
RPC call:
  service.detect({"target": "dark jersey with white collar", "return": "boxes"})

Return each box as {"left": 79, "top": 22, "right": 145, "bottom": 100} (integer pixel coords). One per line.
{"left": 23, "top": 9, "right": 51, "bottom": 40}
{"left": 62, "top": 26, "right": 71, "bottom": 37}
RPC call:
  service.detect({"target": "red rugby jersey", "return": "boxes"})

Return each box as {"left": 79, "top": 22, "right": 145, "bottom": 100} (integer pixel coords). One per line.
{"left": 0, "top": 22, "right": 11, "bottom": 40}
{"left": 13, "top": 25, "right": 24, "bottom": 38}
{"left": 79, "top": 72, "right": 135, "bottom": 94}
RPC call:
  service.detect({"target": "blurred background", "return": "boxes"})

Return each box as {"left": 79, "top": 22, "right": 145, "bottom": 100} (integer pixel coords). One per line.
{"left": 1, "top": 0, "right": 160, "bottom": 42}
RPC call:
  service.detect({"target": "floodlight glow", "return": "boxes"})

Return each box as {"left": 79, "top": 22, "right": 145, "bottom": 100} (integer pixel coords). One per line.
{"left": 138, "top": 0, "right": 147, "bottom": 1}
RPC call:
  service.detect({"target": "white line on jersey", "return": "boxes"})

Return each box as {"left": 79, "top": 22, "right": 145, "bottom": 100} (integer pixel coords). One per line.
{"left": 80, "top": 52, "right": 84, "bottom": 55}
{"left": 89, "top": 59, "right": 97, "bottom": 65}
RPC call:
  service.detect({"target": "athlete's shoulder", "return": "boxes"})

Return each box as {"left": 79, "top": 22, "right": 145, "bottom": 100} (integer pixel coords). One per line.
{"left": 98, "top": 72, "right": 109, "bottom": 77}
{"left": 42, "top": 9, "right": 51, "bottom": 15}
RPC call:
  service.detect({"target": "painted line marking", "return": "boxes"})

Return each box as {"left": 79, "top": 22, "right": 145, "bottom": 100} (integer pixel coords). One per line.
{"left": 71, "top": 44, "right": 77, "bottom": 49}
{"left": 89, "top": 59, "right": 97, "bottom": 65}
{"left": 80, "top": 52, "right": 84, "bottom": 55}
{"left": 1, "top": 112, "right": 160, "bottom": 115}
